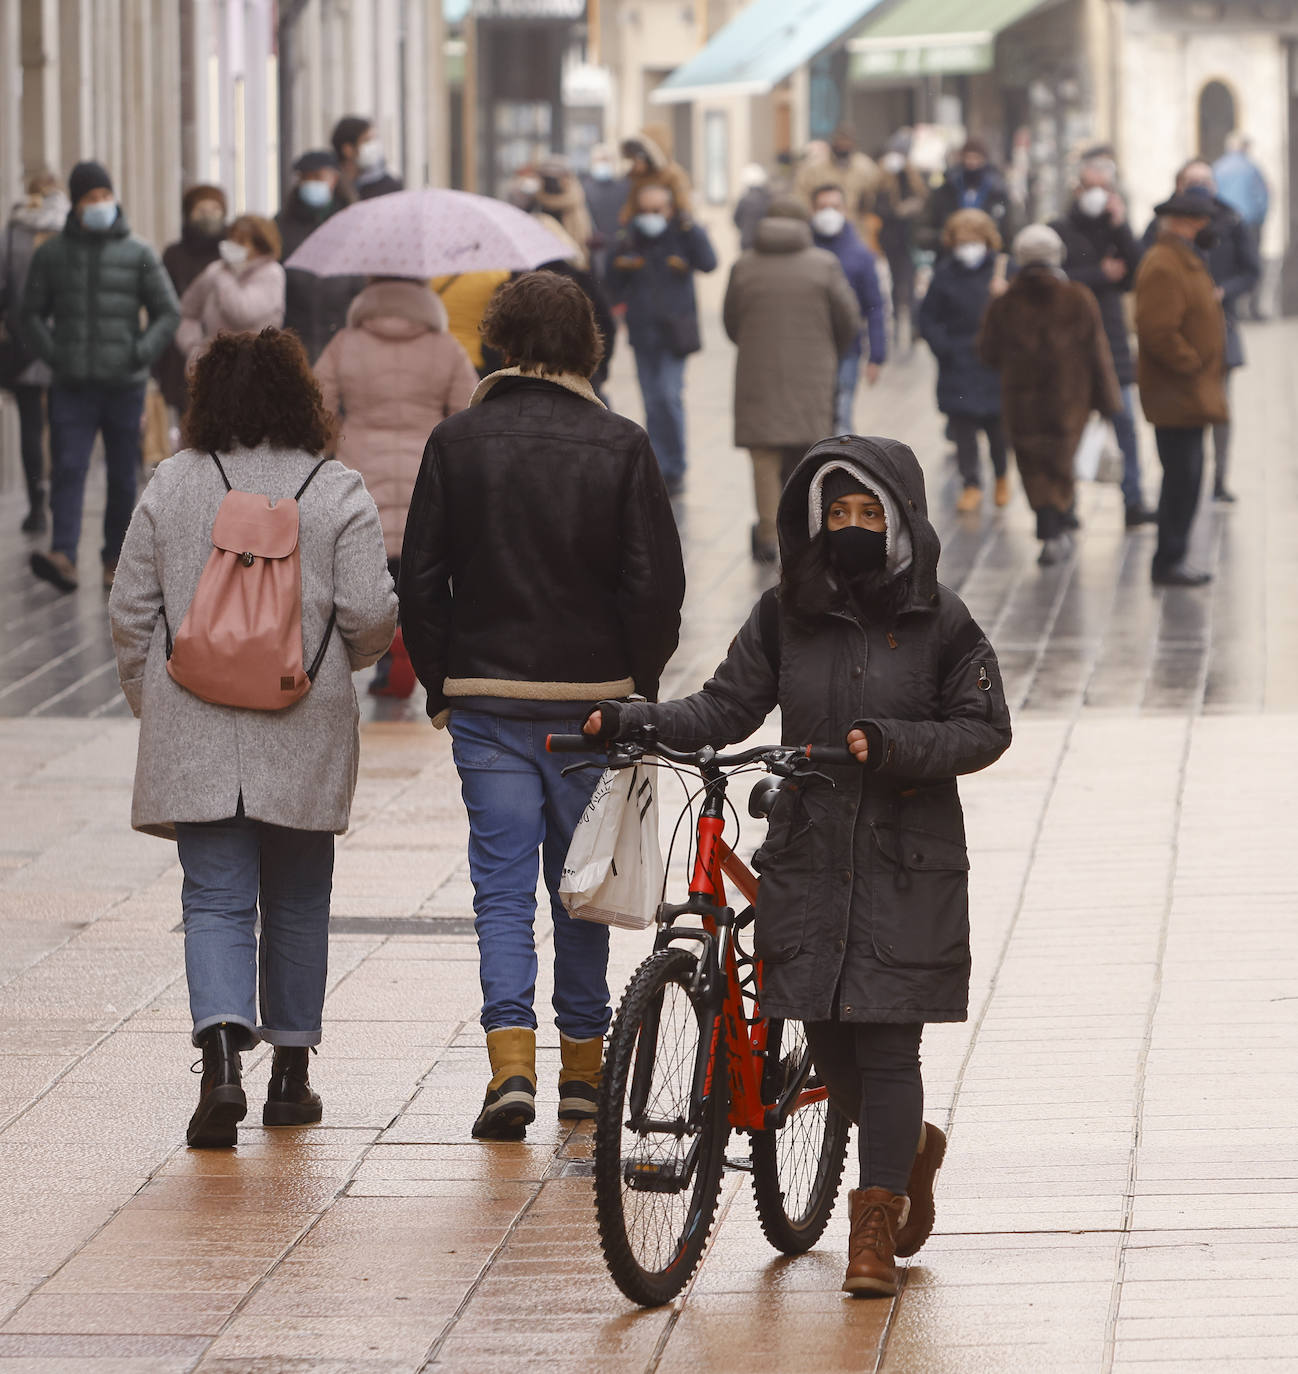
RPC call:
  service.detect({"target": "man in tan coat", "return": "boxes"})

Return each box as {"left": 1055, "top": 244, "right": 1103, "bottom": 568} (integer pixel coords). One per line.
{"left": 723, "top": 197, "right": 861, "bottom": 561}
{"left": 1135, "top": 189, "right": 1228, "bottom": 587}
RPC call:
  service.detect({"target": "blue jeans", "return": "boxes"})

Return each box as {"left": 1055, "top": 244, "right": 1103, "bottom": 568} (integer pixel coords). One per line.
{"left": 633, "top": 347, "right": 688, "bottom": 484}
{"left": 449, "top": 711, "right": 611, "bottom": 1040}
{"left": 48, "top": 382, "right": 146, "bottom": 563}
{"left": 1114, "top": 385, "right": 1145, "bottom": 510}
{"left": 834, "top": 353, "right": 860, "bottom": 434}
{"left": 175, "top": 816, "right": 335, "bottom": 1049}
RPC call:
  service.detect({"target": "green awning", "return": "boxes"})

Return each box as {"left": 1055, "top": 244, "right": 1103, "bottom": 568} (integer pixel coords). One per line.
{"left": 848, "top": 0, "right": 1053, "bottom": 79}
{"left": 652, "top": 0, "right": 889, "bottom": 105}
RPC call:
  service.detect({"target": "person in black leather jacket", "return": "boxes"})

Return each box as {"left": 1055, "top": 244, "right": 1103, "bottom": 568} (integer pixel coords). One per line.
{"left": 399, "top": 271, "right": 685, "bottom": 1144}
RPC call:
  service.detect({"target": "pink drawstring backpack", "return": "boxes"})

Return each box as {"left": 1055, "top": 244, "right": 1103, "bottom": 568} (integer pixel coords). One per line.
{"left": 165, "top": 453, "right": 335, "bottom": 711}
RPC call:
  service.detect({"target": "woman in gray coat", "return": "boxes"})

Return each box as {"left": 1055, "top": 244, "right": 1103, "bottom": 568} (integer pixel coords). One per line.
{"left": 586, "top": 437, "right": 1011, "bottom": 1296}
{"left": 109, "top": 329, "right": 397, "bottom": 1149}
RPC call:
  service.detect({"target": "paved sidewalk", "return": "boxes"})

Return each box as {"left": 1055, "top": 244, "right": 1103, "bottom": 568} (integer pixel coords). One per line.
{"left": 0, "top": 313, "right": 1296, "bottom": 1371}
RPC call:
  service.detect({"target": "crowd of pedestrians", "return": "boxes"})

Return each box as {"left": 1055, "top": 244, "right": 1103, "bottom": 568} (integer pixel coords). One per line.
{"left": 0, "top": 108, "right": 1272, "bottom": 1300}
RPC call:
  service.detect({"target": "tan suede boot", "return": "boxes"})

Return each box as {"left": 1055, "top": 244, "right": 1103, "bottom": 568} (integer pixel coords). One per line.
{"left": 842, "top": 1187, "right": 908, "bottom": 1297}
{"left": 994, "top": 476, "right": 1011, "bottom": 507}
{"left": 956, "top": 485, "right": 982, "bottom": 514}
{"left": 895, "top": 1121, "right": 947, "bottom": 1258}
{"left": 557, "top": 1033, "right": 603, "bottom": 1121}
{"left": 472, "top": 1028, "right": 536, "bottom": 1140}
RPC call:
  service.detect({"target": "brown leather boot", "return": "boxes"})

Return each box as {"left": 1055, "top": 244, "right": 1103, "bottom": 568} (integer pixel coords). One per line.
{"left": 896, "top": 1121, "right": 947, "bottom": 1258}
{"left": 842, "top": 1187, "right": 907, "bottom": 1297}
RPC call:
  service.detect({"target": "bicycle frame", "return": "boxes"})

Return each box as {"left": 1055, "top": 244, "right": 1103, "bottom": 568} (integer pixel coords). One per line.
{"left": 645, "top": 767, "right": 829, "bottom": 1138}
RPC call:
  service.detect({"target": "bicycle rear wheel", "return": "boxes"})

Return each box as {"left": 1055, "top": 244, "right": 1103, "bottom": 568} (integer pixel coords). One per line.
{"left": 594, "top": 947, "right": 730, "bottom": 1307}
{"left": 751, "top": 1020, "right": 851, "bottom": 1254}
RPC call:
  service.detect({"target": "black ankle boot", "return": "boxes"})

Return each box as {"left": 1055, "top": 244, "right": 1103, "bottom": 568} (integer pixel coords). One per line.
{"left": 187, "top": 1024, "right": 248, "bottom": 1148}
{"left": 264, "top": 1047, "right": 323, "bottom": 1127}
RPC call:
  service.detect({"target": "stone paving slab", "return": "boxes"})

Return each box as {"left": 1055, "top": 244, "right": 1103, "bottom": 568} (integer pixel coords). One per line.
{"left": 2, "top": 293, "right": 1297, "bottom": 1370}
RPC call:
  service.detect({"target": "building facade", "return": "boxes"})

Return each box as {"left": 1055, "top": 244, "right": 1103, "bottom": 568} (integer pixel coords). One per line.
{"left": 0, "top": 0, "right": 449, "bottom": 492}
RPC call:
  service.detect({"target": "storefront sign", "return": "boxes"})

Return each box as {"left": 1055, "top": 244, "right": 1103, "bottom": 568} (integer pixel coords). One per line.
{"left": 850, "top": 38, "right": 994, "bottom": 79}
{"left": 474, "top": 0, "right": 584, "bottom": 19}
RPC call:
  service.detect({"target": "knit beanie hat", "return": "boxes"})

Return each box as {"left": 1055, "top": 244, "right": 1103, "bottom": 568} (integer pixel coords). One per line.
{"left": 819, "top": 467, "right": 873, "bottom": 519}
{"left": 68, "top": 161, "right": 113, "bottom": 206}
{"left": 1013, "top": 223, "right": 1066, "bottom": 269}
{"left": 293, "top": 149, "right": 340, "bottom": 176}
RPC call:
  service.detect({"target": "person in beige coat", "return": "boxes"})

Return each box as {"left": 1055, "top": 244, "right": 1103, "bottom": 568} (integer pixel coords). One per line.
{"left": 315, "top": 277, "right": 477, "bottom": 696}
{"left": 108, "top": 329, "right": 397, "bottom": 1151}
{"left": 723, "top": 197, "right": 861, "bottom": 561}
{"left": 174, "top": 215, "right": 286, "bottom": 366}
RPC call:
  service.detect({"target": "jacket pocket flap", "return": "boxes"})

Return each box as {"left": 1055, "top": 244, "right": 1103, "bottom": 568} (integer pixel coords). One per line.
{"left": 211, "top": 490, "right": 300, "bottom": 559}
{"left": 871, "top": 822, "right": 970, "bottom": 872}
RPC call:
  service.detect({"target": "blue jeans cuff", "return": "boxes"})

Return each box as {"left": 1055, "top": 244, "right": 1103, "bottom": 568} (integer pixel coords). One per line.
{"left": 258, "top": 1026, "right": 323, "bottom": 1047}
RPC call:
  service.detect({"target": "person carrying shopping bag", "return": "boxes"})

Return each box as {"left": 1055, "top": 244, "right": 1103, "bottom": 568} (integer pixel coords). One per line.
{"left": 584, "top": 436, "right": 1011, "bottom": 1296}
{"left": 108, "top": 328, "right": 397, "bottom": 1149}
{"left": 399, "top": 272, "right": 685, "bottom": 1140}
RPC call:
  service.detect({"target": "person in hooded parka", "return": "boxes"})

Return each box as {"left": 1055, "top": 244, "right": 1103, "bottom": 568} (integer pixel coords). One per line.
{"left": 584, "top": 436, "right": 1012, "bottom": 1298}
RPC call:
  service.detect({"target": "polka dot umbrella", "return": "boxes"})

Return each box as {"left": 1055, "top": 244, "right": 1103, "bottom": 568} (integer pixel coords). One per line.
{"left": 283, "top": 187, "right": 572, "bottom": 277}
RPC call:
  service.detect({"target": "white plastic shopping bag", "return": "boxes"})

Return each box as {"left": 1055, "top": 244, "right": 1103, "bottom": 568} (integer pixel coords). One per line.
{"left": 560, "top": 765, "right": 662, "bottom": 930}
{"left": 1075, "top": 414, "right": 1119, "bottom": 482}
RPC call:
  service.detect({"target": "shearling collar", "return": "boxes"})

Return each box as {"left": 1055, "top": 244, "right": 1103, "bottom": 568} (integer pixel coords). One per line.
{"left": 470, "top": 367, "right": 605, "bottom": 409}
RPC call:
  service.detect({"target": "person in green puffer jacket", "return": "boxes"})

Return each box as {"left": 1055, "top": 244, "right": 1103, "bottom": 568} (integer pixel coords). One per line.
{"left": 20, "top": 161, "right": 180, "bottom": 593}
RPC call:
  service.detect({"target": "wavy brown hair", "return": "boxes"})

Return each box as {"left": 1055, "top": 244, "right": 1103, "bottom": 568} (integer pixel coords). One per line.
{"left": 183, "top": 328, "right": 334, "bottom": 454}
{"left": 480, "top": 271, "right": 604, "bottom": 378}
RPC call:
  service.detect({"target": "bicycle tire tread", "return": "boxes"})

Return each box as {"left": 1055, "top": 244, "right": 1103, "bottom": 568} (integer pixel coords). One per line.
{"left": 750, "top": 1058, "right": 852, "bottom": 1254}
{"left": 593, "top": 948, "right": 730, "bottom": 1307}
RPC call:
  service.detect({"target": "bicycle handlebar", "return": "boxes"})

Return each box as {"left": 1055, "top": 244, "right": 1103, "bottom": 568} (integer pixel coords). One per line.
{"left": 545, "top": 734, "right": 855, "bottom": 770}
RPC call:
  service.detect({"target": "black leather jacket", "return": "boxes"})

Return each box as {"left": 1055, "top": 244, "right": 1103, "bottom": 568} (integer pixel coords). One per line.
{"left": 400, "top": 372, "right": 685, "bottom": 721}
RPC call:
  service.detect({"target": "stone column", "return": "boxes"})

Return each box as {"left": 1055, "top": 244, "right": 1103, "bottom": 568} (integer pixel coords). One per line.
{"left": 21, "top": 0, "right": 61, "bottom": 178}
{"left": 1, "top": 0, "right": 22, "bottom": 200}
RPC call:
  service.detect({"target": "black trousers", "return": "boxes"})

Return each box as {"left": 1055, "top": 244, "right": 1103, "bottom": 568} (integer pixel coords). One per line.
{"left": 950, "top": 414, "right": 1008, "bottom": 488}
{"left": 1153, "top": 425, "right": 1205, "bottom": 575}
{"left": 14, "top": 383, "right": 47, "bottom": 507}
{"left": 804, "top": 1019, "right": 924, "bottom": 1195}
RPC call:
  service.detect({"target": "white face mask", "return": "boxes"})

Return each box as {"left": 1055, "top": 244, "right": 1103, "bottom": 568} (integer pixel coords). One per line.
{"left": 882, "top": 152, "right": 906, "bottom": 174}
{"left": 357, "top": 138, "right": 385, "bottom": 172}
{"left": 517, "top": 175, "right": 541, "bottom": 196}
{"left": 219, "top": 239, "right": 249, "bottom": 267}
{"left": 811, "top": 208, "right": 846, "bottom": 238}
{"left": 1077, "top": 185, "right": 1110, "bottom": 218}
{"left": 590, "top": 162, "right": 614, "bottom": 181}
{"left": 954, "top": 242, "right": 988, "bottom": 269}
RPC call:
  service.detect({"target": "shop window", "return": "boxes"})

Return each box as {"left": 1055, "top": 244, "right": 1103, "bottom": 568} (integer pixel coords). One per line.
{"left": 1198, "top": 80, "right": 1236, "bottom": 163}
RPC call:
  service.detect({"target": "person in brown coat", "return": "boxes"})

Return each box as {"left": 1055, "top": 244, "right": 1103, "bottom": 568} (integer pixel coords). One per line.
{"left": 1135, "top": 189, "right": 1228, "bottom": 587}
{"left": 620, "top": 125, "right": 693, "bottom": 224}
{"left": 979, "top": 225, "right": 1122, "bottom": 566}
{"left": 722, "top": 197, "right": 861, "bottom": 562}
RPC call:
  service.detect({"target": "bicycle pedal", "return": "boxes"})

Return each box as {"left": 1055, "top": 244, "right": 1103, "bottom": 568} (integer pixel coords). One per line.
{"left": 724, "top": 1154, "right": 754, "bottom": 1173}
{"left": 623, "top": 1158, "right": 689, "bottom": 1194}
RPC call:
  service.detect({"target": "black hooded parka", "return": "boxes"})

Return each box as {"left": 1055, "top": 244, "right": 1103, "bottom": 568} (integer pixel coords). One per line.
{"left": 615, "top": 437, "right": 1012, "bottom": 1024}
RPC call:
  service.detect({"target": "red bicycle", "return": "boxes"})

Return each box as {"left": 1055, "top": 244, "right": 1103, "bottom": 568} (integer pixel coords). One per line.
{"left": 547, "top": 729, "right": 854, "bottom": 1307}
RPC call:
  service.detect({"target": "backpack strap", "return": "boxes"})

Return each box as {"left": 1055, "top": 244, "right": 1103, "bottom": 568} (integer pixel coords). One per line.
{"left": 209, "top": 451, "right": 233, "bottom": 491}
{"left": 305, "top": 610, "right": 337, "bottom": 682}
{"left": 295, "top": 458, "right": 330, "bottom": 500}
{"left": 758, "top": 587, "right": 781, "bottom": 682}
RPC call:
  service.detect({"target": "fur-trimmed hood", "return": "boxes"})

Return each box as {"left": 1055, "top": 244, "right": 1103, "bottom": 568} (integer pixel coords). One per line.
{"left": 346, "top": 279, "right": 448, "bottom": 338}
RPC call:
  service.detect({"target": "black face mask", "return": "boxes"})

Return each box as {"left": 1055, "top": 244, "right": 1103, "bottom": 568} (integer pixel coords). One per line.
{"left": 1194, "top": 226, "right": 1219, "bottom": 252}
{"left": 828, "top": 526, "right": 888, "bottom": 578}
{"left": 962, "top": 164, "right": 986, "bottom": 187}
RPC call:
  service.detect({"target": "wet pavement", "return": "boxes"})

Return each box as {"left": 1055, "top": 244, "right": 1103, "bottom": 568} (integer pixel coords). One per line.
{"left": 0, "top": 307, "right": 1296, "bottom": 1371}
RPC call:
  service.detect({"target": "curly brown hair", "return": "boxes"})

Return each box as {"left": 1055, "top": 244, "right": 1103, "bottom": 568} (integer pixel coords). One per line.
{"left": 182, "top": 328, "right": 334, "bottom": 455}
{"left": 480, "top": 271, "right": 604, "bottom": 378}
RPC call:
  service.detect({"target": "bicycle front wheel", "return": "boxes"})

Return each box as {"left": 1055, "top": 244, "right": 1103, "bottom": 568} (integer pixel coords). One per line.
{"left": 751, "top": 1019, "right": 851, "bottom": 1254}
{"left": 594, "top": 948, "right": 730, "bottom": 1307}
